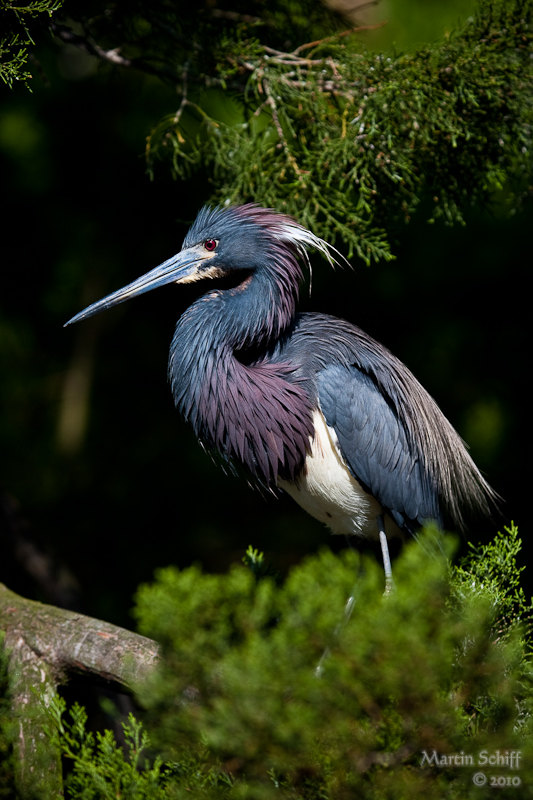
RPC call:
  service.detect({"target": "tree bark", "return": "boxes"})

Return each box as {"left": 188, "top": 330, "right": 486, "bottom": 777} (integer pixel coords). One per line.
{"left": 0, "top": 582, "right": 159, "bottom": 799}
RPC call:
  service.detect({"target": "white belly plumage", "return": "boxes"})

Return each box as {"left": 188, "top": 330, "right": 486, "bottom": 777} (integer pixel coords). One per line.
{"left": 278, "top": 409, "right": 383, "bottom": 539}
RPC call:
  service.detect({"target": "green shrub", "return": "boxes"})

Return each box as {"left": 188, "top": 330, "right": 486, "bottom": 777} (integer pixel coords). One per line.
{"left": 46, "top": 525, "right": 533, "bottom": 799}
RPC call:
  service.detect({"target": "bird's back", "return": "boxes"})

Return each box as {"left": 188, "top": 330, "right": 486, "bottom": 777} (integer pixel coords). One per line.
{"left": 273, "top": 312, "right": 497, "bottom": 534}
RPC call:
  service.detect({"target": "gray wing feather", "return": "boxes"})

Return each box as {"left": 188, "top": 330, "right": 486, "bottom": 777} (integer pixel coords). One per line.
{"left": 275, "top": 313, "right": 498, "bottom": 531}
{"left": 317, "top": 364, "right": 441, "bottom": 530}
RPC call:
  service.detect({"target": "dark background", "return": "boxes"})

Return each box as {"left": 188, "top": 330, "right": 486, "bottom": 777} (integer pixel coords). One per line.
{"left": 0, "top": 34, "right": 529, "bottom": 629}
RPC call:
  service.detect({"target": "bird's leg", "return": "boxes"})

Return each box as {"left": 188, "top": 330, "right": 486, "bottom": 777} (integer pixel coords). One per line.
{"left": 316, "top": 518, "right": 393, "bottom": 677}
{"left": 315, "top": 588, "right": 357, "bottom": 678}
{"left": 378, "top": 514, "right": 394, "bottom": 595}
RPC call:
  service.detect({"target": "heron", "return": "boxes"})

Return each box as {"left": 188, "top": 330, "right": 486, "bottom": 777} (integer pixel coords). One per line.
{"left": 66, "top": 204, "right": 497, "bottom": 589}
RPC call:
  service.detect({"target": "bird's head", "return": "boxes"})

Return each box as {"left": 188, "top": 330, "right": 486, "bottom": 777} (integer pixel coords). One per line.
{"left": 64, "top": 204, "right": 340, "bottom": 327}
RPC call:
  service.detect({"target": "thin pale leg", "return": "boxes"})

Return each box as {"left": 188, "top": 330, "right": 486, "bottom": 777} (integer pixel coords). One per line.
{"left": 378, "top": 513, "right": 394, "bottom": 594}
{"left": 316, "top": 517, "right": 393, "bottom": 677}
{"left": 315, "top": 589, "right": 356, "bottom": 678}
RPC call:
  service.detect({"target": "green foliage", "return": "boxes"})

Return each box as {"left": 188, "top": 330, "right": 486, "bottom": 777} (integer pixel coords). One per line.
{"left": 0, "top": 0, "right": 63, "bottom": 89}
{"left": 2, "top": 0, "right": 530, "bottom": 260}
{"left": 144, "top": 0, "right": 532, "bottom": 261}
{"left": 48, "top": 697, "right": 236, "bottom": 798}
{"left": 242, "top": 544, "right": 278, "bottom": 580}
{"left": 452, "top": 525, "right": 533, "bottom": 644}
{"left": 44, "top": 526, "right": 533, "bottom": 798}
{"left": 48, "top": 699, "right": 169, "bottom": 799}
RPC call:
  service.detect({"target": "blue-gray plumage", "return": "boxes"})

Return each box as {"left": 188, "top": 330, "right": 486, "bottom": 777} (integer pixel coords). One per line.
{"left": 65, "top": 204, "right": 497, "bottom": 583}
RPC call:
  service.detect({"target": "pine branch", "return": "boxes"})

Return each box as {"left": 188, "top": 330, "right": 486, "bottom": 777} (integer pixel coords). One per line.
{"left": 5, "top": 1, "right": 530, "bottom": 260}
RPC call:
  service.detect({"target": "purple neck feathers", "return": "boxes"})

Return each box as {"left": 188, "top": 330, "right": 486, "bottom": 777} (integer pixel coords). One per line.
{"left": 168, "top": 268, "right": 314, "bottom": 486}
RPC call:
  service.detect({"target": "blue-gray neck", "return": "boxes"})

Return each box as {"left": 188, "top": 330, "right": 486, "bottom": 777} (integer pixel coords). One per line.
{"left": 168, "top": 271, "right": 314, "bottom": 485}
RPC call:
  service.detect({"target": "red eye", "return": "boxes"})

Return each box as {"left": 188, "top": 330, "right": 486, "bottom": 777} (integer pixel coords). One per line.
{"left": 204, "top": 239, "right": 217, "bottom": 252}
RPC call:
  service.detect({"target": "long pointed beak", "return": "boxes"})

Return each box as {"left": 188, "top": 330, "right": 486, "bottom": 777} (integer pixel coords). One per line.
{"left": 64, "top": 247, "right": 211, "bottom": 327}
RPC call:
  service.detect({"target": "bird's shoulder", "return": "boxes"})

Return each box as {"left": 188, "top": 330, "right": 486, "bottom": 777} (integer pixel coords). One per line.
{"left": 275, "top": 311, "right": 401, "bottom": 384}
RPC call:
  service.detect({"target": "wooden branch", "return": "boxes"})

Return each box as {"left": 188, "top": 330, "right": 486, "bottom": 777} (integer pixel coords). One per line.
{"left": 261, "top": 78, "right": 304, "bottom": 178}
{"left": 49, "top": 22, "right": 178, "bottom": 85}
{"left": 0, "top": 583, "right": 159, "bottom": 687}
{"left": 7, "top": 635, "right": 62, "bottom": 799}
{"left": 292, "top": 21, "right": 386, "bottom": 55}
{"left": 0, "top": 583, "right": 159, "bottom": 798}
{"left": 49, "top": 23, "right": 133, "bottom": 69}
